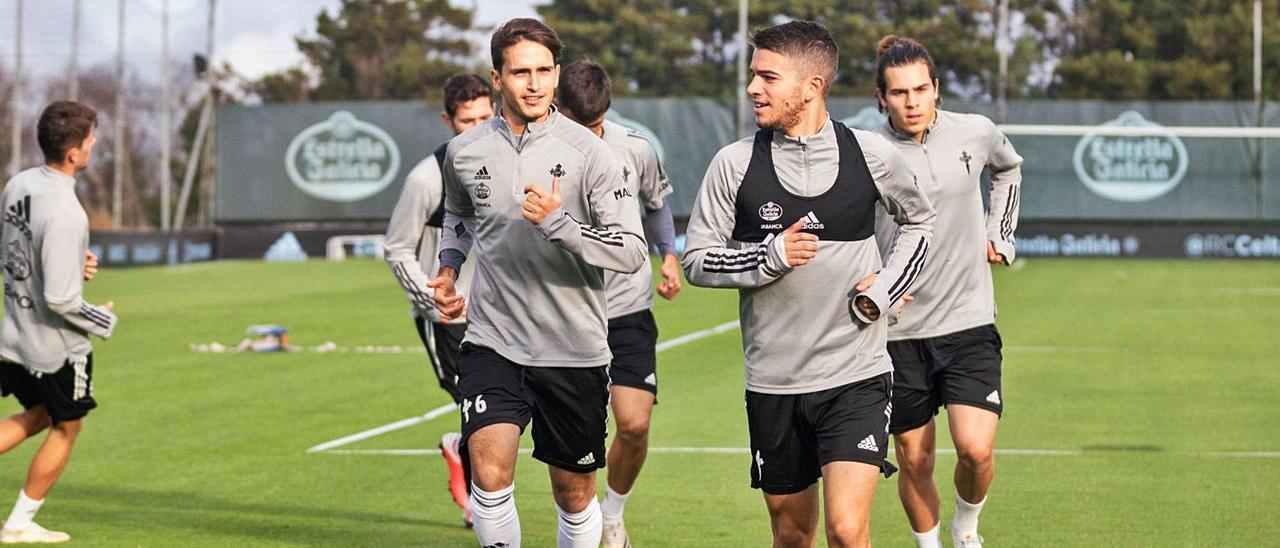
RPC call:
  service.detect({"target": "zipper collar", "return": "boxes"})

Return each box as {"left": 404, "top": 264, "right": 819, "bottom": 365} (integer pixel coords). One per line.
{"left": 498, "top": 104, "right": 560, "bottom": 152}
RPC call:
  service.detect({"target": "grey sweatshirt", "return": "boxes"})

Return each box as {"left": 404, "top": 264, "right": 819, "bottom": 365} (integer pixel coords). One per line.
{"left": 873, "top": 110, "right": 1022, "bottom": 340}
{"left": 600, "top": 119, "right": 674, "bottom": 319}
{"left": 1, "top": 166, "right": 117, "bottom": 373}
{"left": 383, "top": 154, "right": 474, "bottom": 324}
{"left": 439, "top": 108, "right": 647, "bottom": 367}
{"left": 683, "top": 117, "right": 935, "bottom": 395}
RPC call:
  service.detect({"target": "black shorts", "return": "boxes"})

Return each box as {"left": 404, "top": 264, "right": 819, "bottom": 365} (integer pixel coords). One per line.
{"left": 0, "top": 355, "right": 97, "bottom": 425}
{"left": 414, "top": 316, "right": 466, "bottom": 404}
{"left": 745, "top": 373, "right": 896, "bottom": 495}
{"left": 457, "top": 344, "right": 609, "bottom": 474}
{"left": 888, "top": 323, "right": 1003, "bottom": 435}
{"left": 607, "top": 310, "right": 658, "bottom": 397}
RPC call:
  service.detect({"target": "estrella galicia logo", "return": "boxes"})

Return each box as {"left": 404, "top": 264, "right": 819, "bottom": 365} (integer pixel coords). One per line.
{"left": 5, "top": 195, "right": 33, "bottom": 241}
{"left": 475, "top": 183, "right": 491, "bottom": 199}
{"left": 549, "top": 164, "right": 566, "bottom": 178}
{"left": 3, "top": 240, "right": 31, "bottom": 281}
{"left": 758, "top": 201, "right": 783, "bottom": 222}
{"left": 284, "top": 111, "right": 402, "bottom": 202}
{"left": 1073, "top": 111, "right": 1188, "bottom": 203}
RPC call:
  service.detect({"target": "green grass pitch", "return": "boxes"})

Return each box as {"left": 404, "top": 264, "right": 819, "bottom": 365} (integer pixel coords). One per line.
{"left": 0, "top": 257, "right": 1276, "bottom": 546}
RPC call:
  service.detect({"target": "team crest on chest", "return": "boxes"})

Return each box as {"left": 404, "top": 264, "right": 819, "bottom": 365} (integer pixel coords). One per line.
{"left": 549, "top": 163, "right": 566, "bottom": 178}
{"left": 960, "top": 151, "right": 972, "bottom": 174}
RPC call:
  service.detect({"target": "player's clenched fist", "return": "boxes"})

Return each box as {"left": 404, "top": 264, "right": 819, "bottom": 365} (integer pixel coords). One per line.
{"left": 522, "top": 176, "right": 562, "bottom": 224}
{"left": 428, "top": 267, "right": 466, "bottom": 321}
{"left": 781, "top": 218, "right": 819, "bottom": 267}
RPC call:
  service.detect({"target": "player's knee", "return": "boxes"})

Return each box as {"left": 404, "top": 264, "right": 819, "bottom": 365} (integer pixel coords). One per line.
{"left": 615, "top": 416, "right": 650, "bottom": 446}
{"left": 955, "top": 443, "right": 993, "bottom": 468}
{"left": 896, "top": 447, "right": 935, "bottom": 478}
{"left": 471, "top": 462, "right": 515, "bottom": 491}
{"left": 826, "top": 519, "right": 869, "bottom": 548}
{"left": 771, "top": 522, "right": 814, "bottom": 548}
{"left": 550, "top": 478, "right": 596, "bottom": 512}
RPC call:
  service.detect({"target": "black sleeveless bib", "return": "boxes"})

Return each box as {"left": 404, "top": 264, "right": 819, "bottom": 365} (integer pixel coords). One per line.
{"left": 731, "top": 120, "right": 880, "bottom": 244}
{"left": 427, "top": 143, "right": 448, "bottom": 228}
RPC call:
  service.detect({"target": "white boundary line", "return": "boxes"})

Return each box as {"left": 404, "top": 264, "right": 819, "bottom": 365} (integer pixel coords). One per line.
{"left": 307, "top": 320, "right": 741, "bottom": 454}
{"left": 317, "top": 447, "right": 1280, "bottom": 458}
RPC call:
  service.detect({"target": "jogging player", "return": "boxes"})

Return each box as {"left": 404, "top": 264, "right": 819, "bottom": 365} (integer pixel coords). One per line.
{"left": 383, "top": 73, "right": 494, "bottom": 525}
{"left": 871, "top": 36, "right": 1023, "bottom": 548}
{"left": 429, "top": 18, "right": 646, "bottom": 548}
{"left": 684, "top": 21, "right": 934, "bottom": 548}
{"left": 556, "top": 59, "right": 682, "bottom": 548}
{"left": 0, "top": 101, "right": 118, "bottom": 544}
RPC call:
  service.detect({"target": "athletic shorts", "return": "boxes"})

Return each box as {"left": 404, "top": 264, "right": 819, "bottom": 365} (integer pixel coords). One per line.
{"left": 414, "top": 316, "right": 466, "bottom": 404}
{"left": 888, "top": 323, "right": 1003, "bottom": 435}
{"left": 745, "top": 372, "right": 896, "bottom": 494}
{"left": 0, "top": 355, "right": 97, "bottom": 425}
{"left": 607, "top": 309, "right": 659, "bottom": 397}
{"left": 457, "top": 344, "right": 609, "bottom": 474}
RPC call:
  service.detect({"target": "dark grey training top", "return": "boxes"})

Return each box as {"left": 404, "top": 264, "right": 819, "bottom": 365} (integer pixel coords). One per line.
{"left": 440, "top": 108, "right": 647, "bottom": 367}
{"left": 684, "top": 118, "right": 935, "bottom": 395}
{"left": 1, "top": 166, "right": 117, "bottom": 373}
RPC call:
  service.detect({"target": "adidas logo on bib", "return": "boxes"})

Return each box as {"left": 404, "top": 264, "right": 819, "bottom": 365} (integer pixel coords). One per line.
{"left": 857, "top": 435, "right": 879, "bottom": 452}
{"left": 802, "top": 211, "right": 825, "bottom": 230}
{"left": 577, "top": 452, "right": 596, "bottom": 466}
{"left": 986, "top": 390, "right": 1002, "bottom": 405}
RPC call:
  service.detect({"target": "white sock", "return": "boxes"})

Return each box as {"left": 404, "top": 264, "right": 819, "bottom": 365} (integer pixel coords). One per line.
{"left": 911, "top": 522, "right": 941, "bottom": 548}
{"left": 556, "top": 498, "right": 602, "bottom": 548}
{"left": 470, "top": 483, "right": 520, "bottom": 548}
{"left": 3, "top": 490, "right": 42, "bottom": 531}
{"left": 600, "top": 485, "right": 630, "bottom": 520}
{"left": 951, "top": 494, "right": 986, "bottom": 541}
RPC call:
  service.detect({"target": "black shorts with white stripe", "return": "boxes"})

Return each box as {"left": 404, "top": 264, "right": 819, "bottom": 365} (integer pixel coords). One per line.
{"left": 0, "top": 354, "right": 97, "bottom": 425}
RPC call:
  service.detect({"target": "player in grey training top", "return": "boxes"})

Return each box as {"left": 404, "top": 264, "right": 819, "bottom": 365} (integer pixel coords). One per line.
{"left": 557, "top": 59, "right": 682, "bottom": 548}
{"left": 684, "top": 21, "right": 934, "bottom": 548}
{"left": 871, "top": 36, "right": 1022, "bottom": 548}
{"left": 382, "top": 73, "right": 493, "bottom": 526}
{"left": 0, "top": 101, "right": 117, "bottom": 544}
{"left": 428, "top": 19, "right": 645, "bottom": 548}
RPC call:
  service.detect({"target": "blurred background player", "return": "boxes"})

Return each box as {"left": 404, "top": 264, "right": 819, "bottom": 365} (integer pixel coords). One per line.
{"left": 0, "top": 101, "right": 119, "bottom": 544}
{"left": 683, "top": 21, "right": 934, "bottom": 548}
{"left": 872, "top": 36, "right": 1023, "bottom": 548}
{"left": 430, "top": 18, "right": 646, "bottom": 548}
{"left": 556, "top": 59, "right": 682, "bottom": 548}
{"left": 383, "top": 73, "right": 494, "bottom": 526}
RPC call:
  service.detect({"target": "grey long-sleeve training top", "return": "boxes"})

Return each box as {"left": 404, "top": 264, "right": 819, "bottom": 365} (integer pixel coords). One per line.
{"left": 684, "top": 117, "right": 935, "bottom": 395}
{"left": 873, "top": 109, "right": 1022, "bottom": 340}
{"left": 1, "top": 166, "right": 117, "bottom": 373}
{"left": 599, "top": 119, "right": 675, "bottom": 320}
{"left": 439, "top": 108, "right": 647, "bottom": 367}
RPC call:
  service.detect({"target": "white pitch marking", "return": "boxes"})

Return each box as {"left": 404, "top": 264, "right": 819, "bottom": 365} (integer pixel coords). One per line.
{"left": 1208, "top": 451, "right": 1280, "bottom": 458}
{"left": 317, "top": 447, "right": 1086, "bottom": 457}
{"left": 309, "top": 320, "right": 740, "bottom": 454}
{"left": 1004, "top": 346, "right": 1113, "bottom": 354}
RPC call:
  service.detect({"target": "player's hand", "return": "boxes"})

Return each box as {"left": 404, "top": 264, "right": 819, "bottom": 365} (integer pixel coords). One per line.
{"left": 657, "top": 253, "right": 682, "bottom": 300}
{"left": 987, "top": 241, "right": 1007, "bottom": 265}
{"left": 427, "top": 269, "right": 465, "bottom": 321}
{"left": 897, "top": 294, "right": 915, "bottom": 318}
{"left": 853, "top": 273, "right": 880, "bottom": 321}
{"left": 781, "top": 218, "right": 819, "bottom": 267}
{"left": 522, "top": 176, "right": 562, "bottom": 225}
{"left": 84, "top": 249, "right": 99, "bottom": 281}
{"left": 103, "top": 301, "right": 114, "bottom": 312}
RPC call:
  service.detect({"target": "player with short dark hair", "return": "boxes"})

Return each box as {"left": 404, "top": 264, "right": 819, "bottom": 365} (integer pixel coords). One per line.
{"left": 684, "top": 21, "right": 935, "bottom": 547}
{"left": 383, "top": 72, "right": 494, "bottom": 527}
{"left": 0, "top": 100, "right": 118, "bottom": 544}
{"left": 430, "top": 18, "right": 646, "bottom": 548}
{"left": 872, "top": 35, "right": 1023, "bottom": 548}
{"left": 557, "top": 58, "right": 682, "bottom": 548}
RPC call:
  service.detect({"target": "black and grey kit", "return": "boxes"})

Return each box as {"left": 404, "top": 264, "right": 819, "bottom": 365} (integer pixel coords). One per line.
{"left": 684, "top": 118, "right": 935, "bottom": 491}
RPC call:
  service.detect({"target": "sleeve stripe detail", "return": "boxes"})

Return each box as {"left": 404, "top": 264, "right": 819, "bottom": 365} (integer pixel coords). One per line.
{"left": 79, "top": 304, "right": 112, "bottom": 330}
{"left": 999, "top": 185, "right": 1020, "bottom": 241}
{"left": 703, "top": 263, "right": 760, "bottom": 274}
{"left": 890, "top": 242, "right": 928, "bottom": 304}
{"left": 581, "top": 230, "right": 625, "bottom": 247}
{"left": 392, "top": 263, "right": 434, "bottom": 309}
{"left": 887, "top": 239, "right": 928, "bottom": 303}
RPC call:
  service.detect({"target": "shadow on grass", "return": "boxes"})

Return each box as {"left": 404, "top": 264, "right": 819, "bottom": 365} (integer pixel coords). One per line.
{"left": 46, "top": 482, "right": 477, "bottom": 546}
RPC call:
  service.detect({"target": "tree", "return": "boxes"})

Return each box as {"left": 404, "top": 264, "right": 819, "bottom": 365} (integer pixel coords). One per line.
{"left": 247, "top": 0, "right": 477, "bottom": 102}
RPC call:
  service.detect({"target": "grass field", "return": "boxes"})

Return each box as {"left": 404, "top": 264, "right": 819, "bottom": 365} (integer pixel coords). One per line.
{"left": 0, "top": 257, "right": 1277, "bottom": 546}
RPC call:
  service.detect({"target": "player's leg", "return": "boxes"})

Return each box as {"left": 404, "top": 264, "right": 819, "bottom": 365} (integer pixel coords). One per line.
{"left": 934, "top": 324, "right": 1003, "bottom": 546}
{"left": 601, "top": 309, "right": 659, "bottom": 547}
{"left": 457, "top": 345, "right": 532, "bottom": 547}
{"left": 529, "top": 366, "right": 610, "bottom": 548}
{"left": 763, "top": 487, "right": 820, "bottom": 548}
{"left": 888, "top": 340, "right": 943, "bottom": 547}
{"left": 0, "top": 363, "right": 51, "bottom": 453}
{"left": 423, "top": 318, "right": 471, "bottom": 521}
{"left": 812, "top": 372, "right": 895, "bottom": 548}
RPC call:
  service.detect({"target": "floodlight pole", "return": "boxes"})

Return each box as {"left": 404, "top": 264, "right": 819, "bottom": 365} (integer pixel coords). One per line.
{"left": 70, "top": 0, "right": 80, "bottom": 100}
{"left": 160, "top": 0, "right": 172, "bottom": 231}
{"left": 736, "top": 0, "right": 748, "bottom": 138}
{"left": 113, "top": 0, "right": 127, "bottom": 228}
{"left": 996, "top": 0, "right": 1010, "bottom": 123}
{"left": 1255, "top": 0, "right": 1265, "bottom": 219}
{"left": 9, "top": 0, "right": 22, "bottom": 178}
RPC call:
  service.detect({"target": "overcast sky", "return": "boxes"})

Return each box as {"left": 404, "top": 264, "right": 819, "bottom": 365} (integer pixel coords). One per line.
{"left": 0, "top": 0, "right": 544, "bottom": 83}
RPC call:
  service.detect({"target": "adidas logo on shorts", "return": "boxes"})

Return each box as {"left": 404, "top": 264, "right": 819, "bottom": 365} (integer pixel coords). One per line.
{"left": 577, "top": 452, "right": 596, "bottom": 466}
{"left": 644, "top": 373, "right": 657, "bottom": 386}
{"left": 857, "top": 435, "right": 879, "bottom": 452}
{"left": 986, "top": 390, "right": 1002, "bottom": 405}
